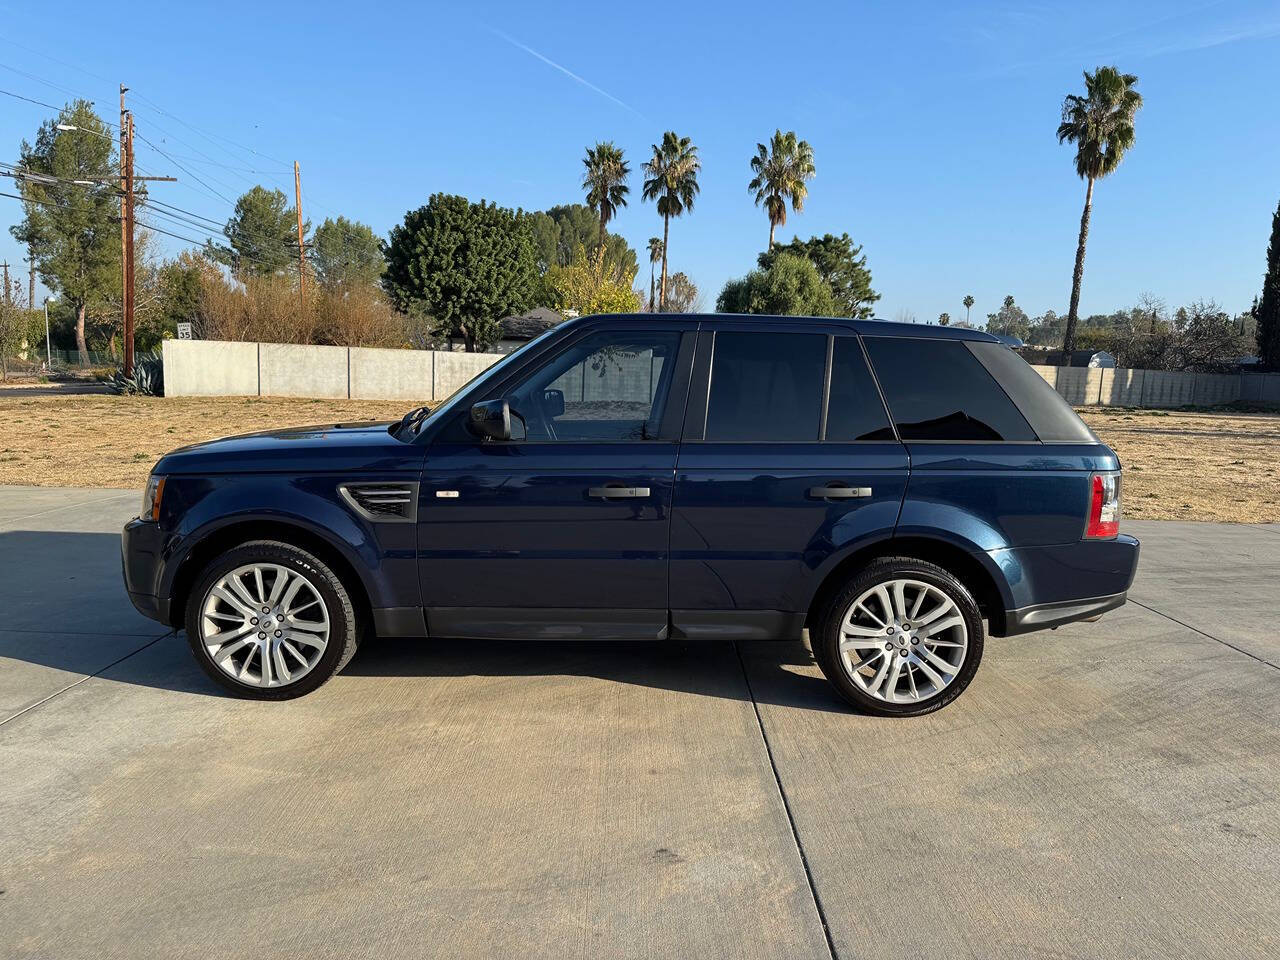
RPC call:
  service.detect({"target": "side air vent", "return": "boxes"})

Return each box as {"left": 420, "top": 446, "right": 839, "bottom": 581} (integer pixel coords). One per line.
{"left": 338, "top": 482, "right": 419, "bottom": 523}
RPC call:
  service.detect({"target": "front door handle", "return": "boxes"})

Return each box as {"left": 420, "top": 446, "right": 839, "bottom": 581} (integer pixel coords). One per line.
{"left": 588, "top": 485, "right": 651, "bottom": 499}
{"left": 809, "top": 485, "right": 872, "bottom": 500}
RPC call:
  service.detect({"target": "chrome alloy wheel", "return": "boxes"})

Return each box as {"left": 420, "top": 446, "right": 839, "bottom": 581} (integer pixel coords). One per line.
{"left": 198, "top": 563, "right": 330, "bottom": 688}
{"left": 837, "top": 578, "right": 969, "bottom": 705}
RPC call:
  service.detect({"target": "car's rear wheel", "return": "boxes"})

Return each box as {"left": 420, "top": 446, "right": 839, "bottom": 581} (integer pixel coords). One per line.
{"left": 813, "top": 558, "right": 984, "bottom": 716}
{"left": 185, "top": 540, "right": 359, "bottom": 700}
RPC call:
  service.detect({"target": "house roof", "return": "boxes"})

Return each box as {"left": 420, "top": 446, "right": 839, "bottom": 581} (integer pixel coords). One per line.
{"left": 500, "top": 306, "right": 564, "bottom": 340}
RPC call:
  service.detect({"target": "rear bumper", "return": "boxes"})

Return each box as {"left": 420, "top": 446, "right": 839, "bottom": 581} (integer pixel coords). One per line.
{"left": 991, "top": 533, "right": 1140, "bottom": 636}
{"left": 1001, "top": 591, "right": 1129, "bottom": 636}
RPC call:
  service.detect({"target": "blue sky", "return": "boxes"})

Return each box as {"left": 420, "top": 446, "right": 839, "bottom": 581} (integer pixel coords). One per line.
{"left": 1, "top": 0, "right": 1278, "bottom": 324}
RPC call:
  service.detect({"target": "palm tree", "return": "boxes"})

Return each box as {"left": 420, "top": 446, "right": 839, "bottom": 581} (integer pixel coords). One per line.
{"left": 647, "top": 237, "right": 663, "bottom": 312}
{"left": 1057, "top": 66, "right": 1142, "bottom": 359}
{"left": 582, "top": 142, "right": 630, "bottom": 262}
{"left": 748, "top": 130, "right": 816, "bottom": 249}
{"left": 642, "top": 131, "right": 700, "bottom": 310}
{"left": 963, "top": 295, "right": 975, "bottom": 325}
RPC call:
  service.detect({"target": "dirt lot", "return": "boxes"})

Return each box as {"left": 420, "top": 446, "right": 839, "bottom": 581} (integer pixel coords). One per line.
{"left": 0, "top": 395, "right": 1276, "bottom": 522}
{"left": 1078, "top": 408, "right": 1280, "bottom": 522}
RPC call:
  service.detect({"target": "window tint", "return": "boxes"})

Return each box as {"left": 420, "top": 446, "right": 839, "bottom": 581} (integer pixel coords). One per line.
{"left": 705, "top": 332, "right": 826, "bottom": 441}
{"left": 863, "top": 337, "right": 1036, "bottom": 441}
{"left": 505, "top": 330, "right": 681, "bottom": 441}
{"left": 966, "top": 341, "right": 1096, "bottom": 443}
{"left": 826, "top": 337, "right": 895, "bottom": 441}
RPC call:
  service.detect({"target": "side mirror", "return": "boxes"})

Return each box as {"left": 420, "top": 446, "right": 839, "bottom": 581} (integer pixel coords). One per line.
{"left": 543, "top": 388, "right": 565, "bottom": 419}
{"left": 470, "top": 399, "right": 512, "bottom": 441}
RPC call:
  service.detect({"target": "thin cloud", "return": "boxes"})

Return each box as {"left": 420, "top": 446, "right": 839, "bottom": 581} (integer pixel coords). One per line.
{"left": 972, "top": 0, "right": 1275, "bottom": 77}
{"left": 1132, "top": 17, "right": 1280, "bottom": 57}
{"left": 486, "top": 27, "right": 648, "bottom": 121}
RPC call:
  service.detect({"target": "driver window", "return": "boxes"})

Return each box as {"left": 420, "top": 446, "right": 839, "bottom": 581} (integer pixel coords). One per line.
{"left": 506, "top": 330, "right": 682, "bottom": 441}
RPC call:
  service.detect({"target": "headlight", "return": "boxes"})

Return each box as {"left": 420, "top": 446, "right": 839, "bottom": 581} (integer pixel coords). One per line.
{"left": 142, "top": 474, "right": 166, "bottom": 522}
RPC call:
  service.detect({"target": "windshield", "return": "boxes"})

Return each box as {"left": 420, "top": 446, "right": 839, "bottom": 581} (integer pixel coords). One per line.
{"left": 405, "top": 326, "right": 562, "bottom": 437}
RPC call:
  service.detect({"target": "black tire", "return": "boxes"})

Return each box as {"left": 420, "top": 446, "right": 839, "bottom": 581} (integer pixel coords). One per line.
{"left": 813, "top": 557, "right": 984, "bottom": 717}
{"left": 185, "top": 540, "right": 360, "bottom": 700}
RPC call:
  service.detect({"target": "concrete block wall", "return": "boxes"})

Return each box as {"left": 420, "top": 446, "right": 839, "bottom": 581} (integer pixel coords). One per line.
{"left": 1031, "top": 364, "right": 1264, "bottom": 408}
{"left": 258, "top": 343, "right": 348, "bottom": 399}
{"left": 434, "top": 351, "right": 498, "bottom": 399}
{"left": 349, "top": 347, "right": 434, "bottom": 401}
{"left": 164, "top": 339, "right": 500, "bottom": 402}
{"left": 163, "top": 340, "right": 260, "bottom": 396}
{"left": 1241, "top": 373, "right": 1280, "bottom": 405}
{"left": 1191, "top": 373, "right": 1239, "bottom": 406}
{"left": 1031, "top": 366, "right": 1103, "bottom": 405}
{"left": 1139, "top": 370, "right": 1198, "bottom": 408}
{"left": 164, "top": 339, "right": 1278, "bottom": 409}
{"left": 1100, "top": 368, "right": 1144, "bottom": 406}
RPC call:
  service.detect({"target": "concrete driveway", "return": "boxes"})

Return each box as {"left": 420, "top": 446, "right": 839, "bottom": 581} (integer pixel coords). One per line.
{"left": 1, "top": 485, "right": 1277, "bottom": 959}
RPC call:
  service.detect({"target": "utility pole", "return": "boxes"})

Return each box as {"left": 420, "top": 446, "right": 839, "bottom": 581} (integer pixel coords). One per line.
{"left": 1, "top": 262, "right": 9, "bottom": 305}
{"left": 115, "top": 83, "right": 176, "bottom": 377}
{"left": 120, "top": 84, "right": 130, "bottom": 374}
{"left": 294, "top": 161, "right": 306, "bottom": 312}
{"left": 27, "top": 249, "right": 34, "bottom": 310}
{"left": 122, "top": 115, "right": 136, "bottom": 376}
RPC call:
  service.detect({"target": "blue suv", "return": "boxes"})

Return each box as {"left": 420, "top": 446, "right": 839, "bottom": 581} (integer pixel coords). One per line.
{"left": 122, "top": 315, "right": 1139, "bottom": 715}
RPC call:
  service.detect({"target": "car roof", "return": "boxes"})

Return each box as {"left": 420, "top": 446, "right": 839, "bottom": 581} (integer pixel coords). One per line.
{"left": 572, "top": 313, "right": 1000, "bottom": 342}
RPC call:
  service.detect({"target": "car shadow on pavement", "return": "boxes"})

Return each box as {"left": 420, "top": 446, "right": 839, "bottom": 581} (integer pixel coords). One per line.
{"left": 344, "top": 635, "right": 853, "bottom": 714}
{"left": 1, "top": 530, "right": 852, "bottom": 712}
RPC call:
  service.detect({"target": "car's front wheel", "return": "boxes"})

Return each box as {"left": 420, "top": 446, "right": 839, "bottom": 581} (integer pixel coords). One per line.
{"left": 185, "top": 540, "right": 360, "bottom": 699}
{"left": 813, "top": 558, "right": 984, "bottom": 717}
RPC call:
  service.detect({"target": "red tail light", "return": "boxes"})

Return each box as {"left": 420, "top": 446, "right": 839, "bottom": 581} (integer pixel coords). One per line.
{"left": 1085, "top": 472, "right": 1121, "bottom": 539}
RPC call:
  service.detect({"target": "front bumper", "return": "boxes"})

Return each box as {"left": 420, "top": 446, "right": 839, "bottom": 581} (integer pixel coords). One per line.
{"left": 122, "top": 517, "right": 171, "bottom": 625}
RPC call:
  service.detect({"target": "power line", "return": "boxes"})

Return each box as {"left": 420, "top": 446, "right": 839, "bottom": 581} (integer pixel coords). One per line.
{"left": 129, "top": 88, "right": 290, "bottom": 168}
{"left": 0, "top": 188, "right": 119, "bottom": 215}
{"left": 140, "top": 196, "right": 226, "bottom": 230}
{"left": 0, "top": 61, "right": 90, "bottom": 102}
{"left": 0, "top": 87, "right": 118, "bottom": 140}
{"left": 142, "top": 151, "right": 291, "bottom": 175}
{"left": 133, "top": 129, "right": 236, "bottom": 205}
{"left": 140, "top": 198, "right": 308, "bottom": 261}
{"left": 3, "top": 60, "right": 377, "bottom": 264}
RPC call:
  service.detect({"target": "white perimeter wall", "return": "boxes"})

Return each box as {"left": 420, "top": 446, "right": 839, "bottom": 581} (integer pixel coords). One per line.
{"left": 163, "top": 339, "right": 1280, "bottom": 408}
{"left": 164, "top": 340, "right": 503, "bottom": 402}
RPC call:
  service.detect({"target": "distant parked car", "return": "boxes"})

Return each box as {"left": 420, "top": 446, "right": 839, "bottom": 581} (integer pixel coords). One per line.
{"left": 123, "top": 314, "right": 1138, "bottom": 716}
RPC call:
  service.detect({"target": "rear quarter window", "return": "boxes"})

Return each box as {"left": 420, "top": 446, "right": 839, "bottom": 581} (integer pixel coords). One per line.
{"left": 863, "top": 337, "right": 1036, "bottom": 442}
{"left": 965, "top": 340, "right": 1098, "bottom": 443}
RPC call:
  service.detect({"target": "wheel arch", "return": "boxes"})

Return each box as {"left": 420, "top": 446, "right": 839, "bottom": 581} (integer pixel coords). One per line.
{"left": 167, "top": 518, "right": 374, "bottom": 634}
{"left": 805, "top": 535, "right": 1010, "bottom": 635}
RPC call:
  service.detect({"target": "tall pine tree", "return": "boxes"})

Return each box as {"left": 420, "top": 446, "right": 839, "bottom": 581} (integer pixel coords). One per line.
{"left": 1257, "top": 199, "right": 1280, "bottom": 369}
{"left": 10, "top": 100, "right": 119, "bottom": 364}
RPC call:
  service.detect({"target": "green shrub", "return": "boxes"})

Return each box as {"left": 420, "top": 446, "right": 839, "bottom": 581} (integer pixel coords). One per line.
{"left": 105, "top": 350, "right": 164, "bottom": 396}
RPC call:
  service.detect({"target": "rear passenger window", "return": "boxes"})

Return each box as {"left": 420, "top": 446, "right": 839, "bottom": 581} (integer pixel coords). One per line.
{"left": 863, "top": 338, "right": 1036, "bottom": 441}
{"left": 706, "top": 332, "right": 825, "bottom": 441}
{"left": 826, "top": 338, "right": 895, "bottom": 441}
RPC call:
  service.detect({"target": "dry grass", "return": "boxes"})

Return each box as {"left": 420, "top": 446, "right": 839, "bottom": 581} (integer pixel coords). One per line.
{"left": 0, "top": 395, "right": 410, "bottom": 489}
{"left": 0, "top": 396, "right": 1276, "bottom": 523}
{"left": 1078, "top": 408, "right": 1280, "bottom": 523}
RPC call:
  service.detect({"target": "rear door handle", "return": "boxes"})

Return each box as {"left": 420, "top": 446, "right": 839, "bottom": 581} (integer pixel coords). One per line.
{"left": 588, "top": 486, "right": 651, "bottom": 499}
{"left": 808, "top": 485, "right": 872, "bottom": 500}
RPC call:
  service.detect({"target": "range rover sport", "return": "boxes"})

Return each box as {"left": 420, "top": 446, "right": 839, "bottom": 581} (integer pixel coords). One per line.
{"left": 122, "top": 314, "right": 1139, "bottom": 716}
